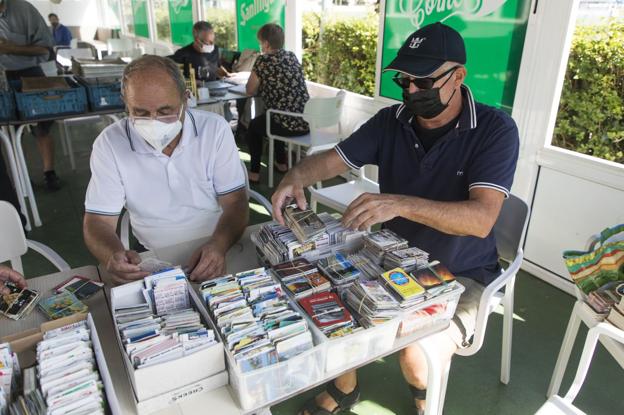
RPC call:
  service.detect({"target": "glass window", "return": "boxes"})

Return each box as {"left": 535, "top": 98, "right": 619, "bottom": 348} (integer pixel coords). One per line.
{"left": 153, "top": 0, "right": 172, "bottom": 42}
{"left": 103, "top": 0, "right": 122, "bottom": 29}
{"left": 552, "top": 1, "right": 624, "bottom": 164}
{"left": 121, "top": 0, "right": 135, "bottom": 34}
{"left": 202, "top": 0, "right": 237, "bottom": 51}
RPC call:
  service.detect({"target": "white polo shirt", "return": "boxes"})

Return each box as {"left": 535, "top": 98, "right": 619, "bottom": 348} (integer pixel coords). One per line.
{"left": 85, "top": 109, "right": 246, "bottom": 250}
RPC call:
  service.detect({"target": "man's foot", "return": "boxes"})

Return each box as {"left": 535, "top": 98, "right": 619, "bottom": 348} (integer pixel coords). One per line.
{"left": 248, "top": 171, "right": 260, "bottom": 184}
{"left": 44, "top": 170, "right": 62, "bottom": 191}
{"left": 300, "top": 382, "right": 359, "bottom": 415}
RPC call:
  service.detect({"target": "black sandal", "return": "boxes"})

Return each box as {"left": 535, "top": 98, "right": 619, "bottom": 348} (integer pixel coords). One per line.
{"left": 300, "top": 382, "right": 360, "bottom": 414}
{"left": 409, "top": 385, "right": 426, "bottom": 415}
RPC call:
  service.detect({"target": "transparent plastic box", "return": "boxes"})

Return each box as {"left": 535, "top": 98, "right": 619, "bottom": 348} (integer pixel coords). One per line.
{"left": 397, "top": 283, "right": 465, "bottom": 337}
{"left": 202, "top": 275, "right": 327, "bottom": 411}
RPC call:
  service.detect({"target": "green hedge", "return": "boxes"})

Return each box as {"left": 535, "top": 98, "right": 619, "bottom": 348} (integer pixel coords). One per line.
{"left": 553, "top": 19, "right": 624, "bottom": 164}
{"left": 303, "top": 12, "right": 378, "bottom": 97}
{"left": 207, "top": 8, "right": 237, "bottom": 51}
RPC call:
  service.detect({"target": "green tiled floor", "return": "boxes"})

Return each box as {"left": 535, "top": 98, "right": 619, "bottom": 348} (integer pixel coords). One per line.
{"left": 12, "top": 121, "right": 621, "bottom": 415}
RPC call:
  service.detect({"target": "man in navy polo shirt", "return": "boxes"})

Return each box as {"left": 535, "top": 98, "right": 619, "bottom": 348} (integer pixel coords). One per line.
{"left": 272, "top": 23, "right": 519, "bottom": 415}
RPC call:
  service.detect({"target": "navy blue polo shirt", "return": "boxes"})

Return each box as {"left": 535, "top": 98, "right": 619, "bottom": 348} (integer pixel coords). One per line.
{"left": 335, "top": 85, "right": 519, "bottom": 285}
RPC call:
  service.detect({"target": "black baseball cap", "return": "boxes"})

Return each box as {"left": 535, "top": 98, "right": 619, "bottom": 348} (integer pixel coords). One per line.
{"left": 384, "top": 22, "right": 466, "bottom": 77}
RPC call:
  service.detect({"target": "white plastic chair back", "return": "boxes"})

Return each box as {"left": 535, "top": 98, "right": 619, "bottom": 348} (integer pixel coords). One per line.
{"left": 302, "top": 90, "right": 346, "bottom": 145}
{"left": 0, "top": 201, "right": 28, "bottom": 272}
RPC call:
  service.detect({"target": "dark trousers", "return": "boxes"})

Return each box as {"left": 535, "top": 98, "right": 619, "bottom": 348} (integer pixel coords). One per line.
{"left": 245, "top": 114, "right": 308, "bottom": 173}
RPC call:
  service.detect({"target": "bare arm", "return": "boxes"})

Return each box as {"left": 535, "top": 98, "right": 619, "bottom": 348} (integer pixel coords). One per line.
{"left": 342, "top": 187, "right": 505, "bottom": 238}
{"left": 246, "top": 70, "right": 260, "bottom": 96}
{"left": 271, "top": 148, "right": 350, "bottom": 224}
{"left": 187, "top": 188, "right": 249, "bottom": 280}
{"left": 0, "top": 40, "right": 49, "bottom": 56}
{"left": 83, "top": 213, "right": 148, "bottom": 285}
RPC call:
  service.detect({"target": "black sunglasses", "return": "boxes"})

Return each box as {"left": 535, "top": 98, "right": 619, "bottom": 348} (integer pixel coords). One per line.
{"left": 392, "top": 66, "right": 460, "bottom": 90}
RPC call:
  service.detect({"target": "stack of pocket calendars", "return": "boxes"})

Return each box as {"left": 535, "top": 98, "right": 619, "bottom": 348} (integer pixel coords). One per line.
{"left": 361, "top": 230, "right": 409, "bottom": 265}
{"left": 283, "top": 204, "right": 326, "bottom": 243}
{"left": 272, "top": 259, "right": 331, "bottom": 299}
{"left": 410, "top": 261, "right": 458, "bottom": 297}
{"left": 0, "top": 343, "right": 20, "bottom": 413}
{"left": 317, "top": 252, "right": 362, "bottom": 286}
{"left": 344, "top": 279, "right": 402, "bottom": 327}
{"left": 298, "top": 291, "right": 360, "bottom": 338}
{"left": 383, "top": 246, "right": 430, "bottom": 272}
{"left": 200, "top": 268, "right": 314, "bottom": 373}
{"left": 38, "top": 292, "right": 88, "bottom": 320}
{"left": 380, "top": 268, "right": 427, "bottom": 309}
{"left": 0, "top": 282, "right": 40, "bottom": 321}
{"left": 114, "top": 267, "right": 216, "bottom": 369}
{"left": 0, "top": 320, "right": 109, "bottom": 415}
{"left": 256, "top": 213, "right": 365, "bottom": 265}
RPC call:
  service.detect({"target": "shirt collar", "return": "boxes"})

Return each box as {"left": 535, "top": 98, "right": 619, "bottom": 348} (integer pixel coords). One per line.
{"left": 395, "top": 84, "right": 477, "bottom": 132}
{"left": 124, "top": 109, "right": 198, "bottom": 154}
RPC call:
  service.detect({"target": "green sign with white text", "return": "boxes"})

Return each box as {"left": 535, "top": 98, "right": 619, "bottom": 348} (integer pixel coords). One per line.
{"left": 169, "top": 0, "right": 194, "bottom": 46}
{"left": 131, "top": 0, "right": 149, "bottom": 38}
{"left": 380, "top": 0, "right": 530, "bottom": 112}
{"left": 236, "top": 0, "right": 285, "bottom": 51}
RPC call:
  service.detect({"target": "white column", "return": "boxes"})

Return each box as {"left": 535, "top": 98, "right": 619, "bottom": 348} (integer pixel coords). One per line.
{"left": 284, "top": 0, "right": 302, "bottom": 62}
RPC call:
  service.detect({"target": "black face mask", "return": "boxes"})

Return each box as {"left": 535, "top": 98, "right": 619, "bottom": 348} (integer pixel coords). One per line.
{"left": 402, "top": 86, "right": 457, "bottom": 119}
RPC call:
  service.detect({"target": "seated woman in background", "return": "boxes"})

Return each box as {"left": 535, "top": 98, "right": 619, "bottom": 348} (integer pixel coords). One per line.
{"left": 245, "top": 23, "right": 310, "bottom": 184}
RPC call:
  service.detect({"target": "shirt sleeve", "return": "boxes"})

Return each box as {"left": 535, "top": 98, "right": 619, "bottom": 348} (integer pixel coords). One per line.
{"left": 334, "top": 108, "right": 388, "bottom": 169}
{"left": 212, "top": 119, "right": 246, "bottom": 196}
{"left": 466, "top": 112, "right": 520, "bottom": 198}
{"left": 84, "top": 136, "right": 125, "bottom": 216}
{"left": 26, "top": 3, "right": 54, "bottom": 49}
{"left": 61, "top": 27, "right": 72, "bottom": 46}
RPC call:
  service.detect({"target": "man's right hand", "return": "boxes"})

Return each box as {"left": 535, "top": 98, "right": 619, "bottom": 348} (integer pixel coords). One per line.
{"left": 105, "top": 250, "right": 149, "bottom": 285}
{"left": 271, "top": 178, "right": 308, "bottom": 225}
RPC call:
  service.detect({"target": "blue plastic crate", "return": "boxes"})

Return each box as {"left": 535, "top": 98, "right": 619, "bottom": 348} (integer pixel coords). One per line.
{"left": 0, "top": 89, "right": 16, "bottom": 122}
{"left": 81, "top": 78, "right": 123, "bottom": 111}
{"left": 14, "top": 78, "right": 87, "bottom": 120}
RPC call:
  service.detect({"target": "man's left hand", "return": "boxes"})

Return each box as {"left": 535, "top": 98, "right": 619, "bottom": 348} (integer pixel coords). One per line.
{"left": 187, "top": 241, "right": 226, "bottom": 282}
{"left": 342, "top": 193, "right": 404, "bottom": 231}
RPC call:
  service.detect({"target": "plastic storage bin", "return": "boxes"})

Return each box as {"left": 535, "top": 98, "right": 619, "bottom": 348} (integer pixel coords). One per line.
{"left": 0, "top": 90, "right": 15, "bottom": 121}
{"left": 397, "top": 283, "right": 465, "bottom": 337}
{"left": 206, "top": 277, "right": 327, "bottom": 411}
{"left": 78, "top": 77, "right": 123, "bottom": 110}
{"left": 14, "top": 78, "right": 87, "bottom": 120}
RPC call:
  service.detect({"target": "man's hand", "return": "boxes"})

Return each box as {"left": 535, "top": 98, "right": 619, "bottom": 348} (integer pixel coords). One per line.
{"left": 342, "top": 193, "right": 405, "bottom": 231}
{"left": 0, "top": 38, "right": 14, "bottom": 53}
{"left": 187, "top": 241, "right": 226, "bottom": 282}
{"left": 271, "top": 179, "right": 308, "bottom": 225}
{"left": 106, "top": 250, "right": 149, "bottom": 285}
{"left": 0, "top": 265, "right": 27, "bottom": 295}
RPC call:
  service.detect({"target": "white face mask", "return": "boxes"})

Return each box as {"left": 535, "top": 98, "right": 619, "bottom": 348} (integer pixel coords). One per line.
{"left": 201, "top": 44, "right": 215, "bottom": 53}
{"left": 133, "top": 108, "right": 184, "bottom": 152}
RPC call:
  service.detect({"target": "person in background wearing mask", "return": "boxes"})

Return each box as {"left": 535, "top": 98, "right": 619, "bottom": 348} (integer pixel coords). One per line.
{"left": 0, "top": 265, "right": 27, "bottom": 295}
{"left": 171, "top": 20, "right": 227, "bottom": 82}
{"left": 271, "top": 23, "right": 519, "bottom": 415}
{"left": 0, "top": 0, "right": 62, "bottom": 191}
{"left": 48, "top": 13, "right": 71, "bottom": 47}
{"left": 83, "top": 55, "right": 248, "bottom": 285}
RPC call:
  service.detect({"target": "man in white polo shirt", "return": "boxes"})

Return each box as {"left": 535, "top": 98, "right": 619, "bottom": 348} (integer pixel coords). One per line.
{"left": 83, "top": 55, "right": 248, "bottom": 284}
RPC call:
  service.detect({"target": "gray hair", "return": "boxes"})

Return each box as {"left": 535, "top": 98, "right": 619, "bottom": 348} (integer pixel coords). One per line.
{"left": 121, "top": 55, "right": 186, "bottom": 99}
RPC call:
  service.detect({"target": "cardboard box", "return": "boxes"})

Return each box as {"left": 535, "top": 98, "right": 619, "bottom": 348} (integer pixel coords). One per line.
{"left": 1, "top": 313, "right": 121, "bottom": 415}
{"left": 110, "top": 280, "right": 227, "bottom": 411}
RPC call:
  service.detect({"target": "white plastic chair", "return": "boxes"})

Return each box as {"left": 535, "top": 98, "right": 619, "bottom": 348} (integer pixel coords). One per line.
{"left": 537, "top": 322, "right": 624, "bottom": 414}
{"left": 106, "top": 38, "right": 136, "bottom": 59}
{"left": 0, "top": 201, "right": 69, "bottom": 274}
{"left": 547, "top": 232, "right": 624, "bottom": 397}
{"left": 307, "top": 120, "right": 380, "bottom": 213}
{"left": 416, "top": 194, "right": 530, "bottom": 415}
{"left": 266, "top": 90, "right": 346, "bottom": 188}
{"left": 119, "top": 160, "right": 272, "bottom": 250}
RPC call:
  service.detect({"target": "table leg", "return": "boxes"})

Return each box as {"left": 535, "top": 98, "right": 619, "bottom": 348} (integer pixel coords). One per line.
{"left": 12, "top": 124, "right": 42, "bottom": 227}
{"left": 0, "top": 127, "right": 31, "bottom": 231}
{"left": 547, "top": 301, "right": 583, "bottom": 397}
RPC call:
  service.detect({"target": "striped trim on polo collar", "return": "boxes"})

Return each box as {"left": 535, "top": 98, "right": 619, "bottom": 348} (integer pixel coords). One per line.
{"left": 395, "top": 84, "right": 477, "bottom": 131}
